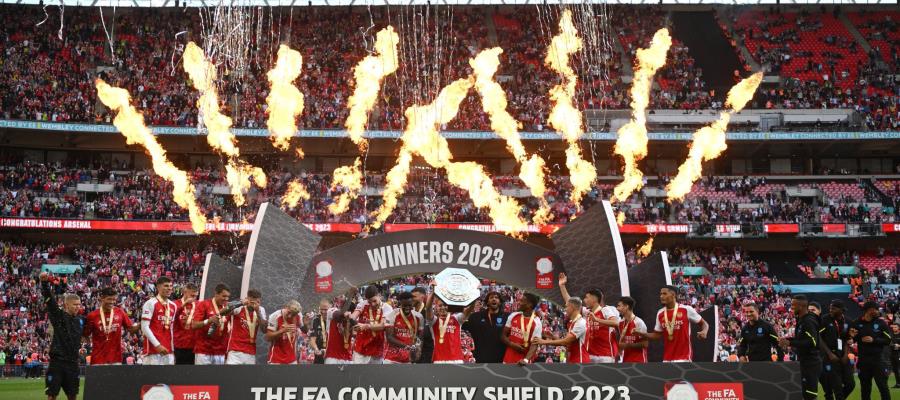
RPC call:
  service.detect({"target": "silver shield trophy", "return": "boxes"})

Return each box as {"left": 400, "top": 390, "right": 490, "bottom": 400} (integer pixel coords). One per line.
{"left": 434, "top": 268, "right": 481, "bottom": 307}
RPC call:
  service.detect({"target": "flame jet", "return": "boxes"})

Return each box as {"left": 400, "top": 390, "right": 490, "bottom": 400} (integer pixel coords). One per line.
{"left": 545, "top": 10, "right": 596, "bottom": 207}
{"left": 184, "top": 42, "right": 266, "bottom": 207}
{"left": 611, "top": 29, "right": 672, "bottom": 203}
{"left": 329, "top": 27, "right": 400, "bottom": 216}
{"left": 265, "top": 44, "right": 311, "bottom": 208}
{"left": 666, "top": 72, "right": 763, "bottom": 201}
{"left": 470, "top": 48, "right": 552, "bottom": 225}
{"left": 371, "top": 77, "right": 529, "bottom": 235}
{"left": 95, "top": 79, "right": 208, "bottom": 233}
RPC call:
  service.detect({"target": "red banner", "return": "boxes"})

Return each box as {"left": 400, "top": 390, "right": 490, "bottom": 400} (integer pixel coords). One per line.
{"left": 763, "top": 223, "right": 800, "bottom": 233}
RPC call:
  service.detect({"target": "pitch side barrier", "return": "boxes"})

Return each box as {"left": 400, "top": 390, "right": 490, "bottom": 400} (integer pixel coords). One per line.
{"left": 86, "top": 362, "right": 800, "bottom": 400}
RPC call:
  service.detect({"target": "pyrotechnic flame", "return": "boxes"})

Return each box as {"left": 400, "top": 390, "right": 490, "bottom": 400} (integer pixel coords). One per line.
{"left": 328, "top": 159, "right": 364, "bottom": 215}
{"left": 470, "top": 48, "right": 552, "bottom": 225}
{"left": 184, "top": 41, "right": 266, "bottom": 206}
{"left": 95, "top": 79, "right": 207, "bottom": 234}
{"left": 545, "top": 10, "right": 596, "bottom": 207}
{"left": 371, "top": 78, "right": 529, "bottom": 234}
{"left": 636, "top": 237, "right": 654, "bottom": 258}
{"left": 666, "top": 72, "right": 762, "bottom": 201}
{"left": 612, "top": 28, "right": 672, "bottom": 203}
{"left": 265, "top": 44, "right": 305, "bottom": 151}
{"left": 616, "top": 211, "right": 626, "bottom": 227}
{"left": 329, "top": 27, "right": 400, "bottom": 216}
{"left": 282, "top": 179, "right": 311, "bottom": 209}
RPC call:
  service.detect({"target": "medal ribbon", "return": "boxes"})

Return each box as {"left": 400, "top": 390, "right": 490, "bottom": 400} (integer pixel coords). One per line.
{"left": 157, "top": 296, "right": 171, "bottom": 329}
{"left": 664, "top": 303, "right": 679, "bottom": 340}
{"left": 245, "top": 307, "right": 258, "bottom": 340}
{"left": 520, "top": 311, "right": 536, "bottom": 348}
{"left": 438, "top": 313, "right": 452, "bottom": 344}
{"left": 99, "top": 307, "right": 112, "bottom": 337}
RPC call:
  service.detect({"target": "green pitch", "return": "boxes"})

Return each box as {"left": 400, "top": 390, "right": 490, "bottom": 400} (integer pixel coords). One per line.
{"left": 0, "top": 375, "right": 898, "bottom": 399}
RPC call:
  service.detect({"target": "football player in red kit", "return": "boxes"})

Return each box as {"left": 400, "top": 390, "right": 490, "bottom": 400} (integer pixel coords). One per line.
{"left": 172, "top": 283, "right": 199, "bottom": 365}
{"left": 141, "top": 276, "right": 178, "bottom": 365}
{"left": 638, "top": 285, "right": 708, "bottom": 362}
{"left": 423, "top": 289, "right": 474, "bottom": 364}
{"left": 616, "top": 297, "right": 648, "bottom": 363}
{"left": 83, "top": 287, "right": 139, "bottom": 365}
{"left": 384, "top": 292, "right": 424, "bottom": 364}
{"left": 190, "top": 284, "right": 233, "bottom": 365}
{"left": 501, "top": 292, "right": 543, "bottom": 365}
{"left": 226, "top": 289, "right": 267, "bottom": 364}
{"left": 324, "top": 288, "right": 359, "bottom": 365}
{"left": 533, "top": 297, "right": 588, "bottom": 363}
{"left": 265, "top": 300, "right": 304, "bottom": 364}
{"left": 558, "top": 273, "right": 620, "bottom": 363}
{"left": 350, "top": 286, "right": 393, "bottom": 364}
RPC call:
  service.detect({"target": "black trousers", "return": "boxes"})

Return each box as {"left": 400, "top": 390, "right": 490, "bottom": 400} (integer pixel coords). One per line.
{"left": 856, "top": 357, "right": 890, "bottom": 400}
{"left": 820, "top": 359, "right": 855, "bottom": 400}
{"left": 45, "top": 362, "right": 79, "bottom": 397}
{"left": 175, "top": 348, "right": 195, "bottom": 365}
{"left": 892, "top": 350, "right": 900, "bottom": 384}
{"left": 799, "top": 359, "right": 822, "bottom": 400}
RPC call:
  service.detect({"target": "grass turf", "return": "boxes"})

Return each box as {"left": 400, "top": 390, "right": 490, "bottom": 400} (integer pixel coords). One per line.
{"left": 0, "top": 375, "right": 898, "bottom": 399}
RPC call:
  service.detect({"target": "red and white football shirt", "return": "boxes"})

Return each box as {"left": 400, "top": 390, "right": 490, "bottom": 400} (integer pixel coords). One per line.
{"left": 566, "top": 317, "right": 588, "bottom": 364}
{"left": 654, "top": 304, "right": 702, "bottom": 362}
{"left": 353, "top": 302, "right": 393, "bottom": 357}
{"left": 267, "top": 308, "right": 301, "bottom": 364}
{"left": 173, "top": 299, "right": 197, "bottom": 350}
{"left": 227, "top": 306, "right": 267, "bottom": 355}
{"left": 431, "top": 312, "right": 465, "bottom": 363}
{"left": 141, "top": 297, "right": 177, "bottom": 355}
{"left": 192, "top": 299, "right": 230, "bottom": 356}
{"left": 384, "top": 309, "right": 424, "bottom": 363}
{"left": 585, "top": 305, "right": 619, "bottom": 358}
{"left": 502, "top": 311, "right": 543, "bottom": 364}
{"left": 84, "top": 307, "right": 133, "bottom": 365}
{"left": 324, "top": 308, "right": 353, "bottom": 361}
{"left": 619, "top": 316, "right": 648, "bottom": 363}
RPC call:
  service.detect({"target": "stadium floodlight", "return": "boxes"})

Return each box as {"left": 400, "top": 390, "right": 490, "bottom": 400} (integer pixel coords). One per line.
{"left": 0, "top": 0, "right": 896, "bottom": 7}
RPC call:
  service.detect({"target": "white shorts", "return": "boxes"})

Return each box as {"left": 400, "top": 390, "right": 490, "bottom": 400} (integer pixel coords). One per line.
{"left": 143, "top": 354, "right": 174, "bottom": 365}
{"left": 664, "top": 359, "right": 692, "bottom": 363}
{"left": 382, "top": 360, "right": 407, "bottom": 364}
{"left": 226, "top": 351, "right": 256, "bottom": 365}
{"left": 589, "top": 356, "right": 616, "bottom": 363}
{"left": 91, "top": 362, "right": 122, "bottom": 366}
{"left": 325, "top": 357, "right": 353, "bottom": 365}
{"left": 433, "top": 360, "right": 464, "bottom": 364}
{"left": 352, "top": 352, "right": 383, "bottom": 364}
{"left": 195, "top": 354, "right": 226, "bottom": 365}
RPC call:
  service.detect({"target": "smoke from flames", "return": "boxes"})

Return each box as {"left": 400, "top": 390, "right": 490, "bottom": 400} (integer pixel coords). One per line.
{"left": 666, "top": 72, "right": 763, "bottom": 201}
{"left": 371, "top": 77, "right": 528, "bottom": 235}
{"left": 330, "top": 27, "right": 400, "bottom": 216}
{"left": 470, "top": 47, "right": 552, "bottom": 225}
{"left": 612, "top": 29, "right": 672, "bottom": 203}
{"left": 184, "top": 42, "right": 266, "bottom": 207}
{"left": 266, "top": 45, "right": 305, "bottom": 152}
{"left": 95, "top": 79, "right": 207, "bottom": 233}
{"left": 545, "top": 10, "right": 596, "bottom": 207}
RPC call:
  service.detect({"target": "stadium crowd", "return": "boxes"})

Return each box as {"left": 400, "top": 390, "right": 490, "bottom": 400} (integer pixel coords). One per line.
{"left": 0, "top": 5, "right": 896, "bottom": 132}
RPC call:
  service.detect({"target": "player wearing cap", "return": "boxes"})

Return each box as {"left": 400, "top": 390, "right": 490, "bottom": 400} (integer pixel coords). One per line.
{"left": 226, "top": 289, "right": 267, "bottom": 365}
{"left": 172, "top": 283, "right": 199, "bottom": 365}
{"left": 533, "top": 297, "right": 588, "bottom": 363}
{"left": 558, "top": 273, "right": 619, "bottom": 363}
{"left": 190, "top": 284, "right": 233, "bottom": 365}
{"left": 616, "top": 297, "right": 648, "bottom": 363}
{"left": 818, "top": 300, "right": 853, "bottom": 400}
{"left": 265, "top": 300, "right": 304, "bottom": 364}
{"left": 351, "top": 286, "right": 393, "bottom": 364}
{"left": 501, "top": 292, "right": 543, "bottom": 365}
{"left": 384, "top": 292, "right": 424, "bottom": 364}
{"left": 849, "top": 301, "right": 892, "bottom": 400}
{"left": 83, "top": 287, "right": 139, "bottom": 365}
{"left": 141, "top": 276, "right": 178, "bottom": 365}
{"left": 638, "top": 285, "right": 708, "bottom": 362}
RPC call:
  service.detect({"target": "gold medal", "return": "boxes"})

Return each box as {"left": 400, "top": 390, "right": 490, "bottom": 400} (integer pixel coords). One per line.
{"left": 520, "top": 311, "right": 536, "bottom": 348}
{"left": 245, "top": 307, "right": 258, "bottom": 340}
{"left": 438, "top": 313, "right": 452, "bottom": 344}
{"left": 663, "top": 303, "right": 679, "bottom": 341}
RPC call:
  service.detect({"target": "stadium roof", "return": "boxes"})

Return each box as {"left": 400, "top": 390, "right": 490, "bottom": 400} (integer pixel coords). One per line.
{"left": 0, "top": 0, "right": 893, "bottom": 7}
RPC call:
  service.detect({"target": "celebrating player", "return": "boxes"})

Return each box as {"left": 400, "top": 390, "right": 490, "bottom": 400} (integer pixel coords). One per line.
{"left": 324, "top": 288, "right": 359, "bottom": 365}
{"left": 83, "top": 287, "right": 139, "bottom": 365}
{"left": 501, "top": 292, "right": 543, "bottom": 365}
{"left": 616, "top": 296, "right": 648, "bottom": 363}
{"left": 638, "top": 285, "right": 709, "bottom": 362}
{"left": 173, "top": 283, "right": 199, "bottom": 365}
{"left": 351, "top": 286, "right": 393, "bottom": 364}
{"left": 308, "top": 299, "right": 332, "bottom": 364}
{"left": 190, "top": 283, "right": 233, "bottom": 365}
{"left": 423, "top": 290, "right": 474, "bottom": 364}
{"left": 265, "top": 300, "right": 303, "bottom": 364}
{"left": 226, "top": 289, "right": 267, "bottom": 365}
{"left": 558, "top": 273, "right": 620, "bottom": 363}
{"left": 533, "top": 297, "right": 588, "bottom": 363}
{"left": 141, "top": 276, "right": 178, "bottom": 365}
{"left": 384, "top": 292, "right": 424, "bottom": 364}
